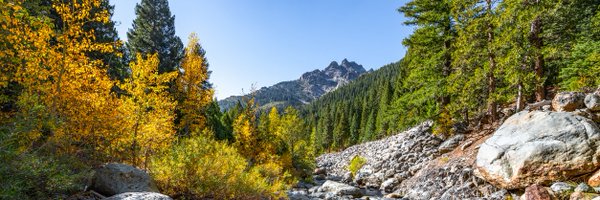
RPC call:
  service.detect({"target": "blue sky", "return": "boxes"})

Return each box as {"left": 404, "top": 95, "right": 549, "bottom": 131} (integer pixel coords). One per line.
{"left": 110, "top": 0, "right": 412, "bottom": 99}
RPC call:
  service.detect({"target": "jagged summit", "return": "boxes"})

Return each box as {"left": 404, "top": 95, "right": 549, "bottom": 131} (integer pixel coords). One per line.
{"left": 218, "top": 59, "right": 367, "bottom": 110}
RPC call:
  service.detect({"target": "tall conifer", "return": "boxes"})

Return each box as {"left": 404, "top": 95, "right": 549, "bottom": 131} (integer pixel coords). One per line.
{"left": 127, "top": 0, "right": 183, "bottom": 74}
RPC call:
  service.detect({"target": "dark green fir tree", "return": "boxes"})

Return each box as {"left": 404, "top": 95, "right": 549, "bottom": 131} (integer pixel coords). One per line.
{"left": 127, "top": 0, "right": 184, "bottom": 74}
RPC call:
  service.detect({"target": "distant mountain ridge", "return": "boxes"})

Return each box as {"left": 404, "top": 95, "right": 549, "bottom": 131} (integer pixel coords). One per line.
{"left": 218, "top": 59, "right": 367, "bottom": 110}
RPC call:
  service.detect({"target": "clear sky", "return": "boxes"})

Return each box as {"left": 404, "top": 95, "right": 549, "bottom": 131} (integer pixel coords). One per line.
{"left": 110, "top": 0, "right": 412, "bottom": 100}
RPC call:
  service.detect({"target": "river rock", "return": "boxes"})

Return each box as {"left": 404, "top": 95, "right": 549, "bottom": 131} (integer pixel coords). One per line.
{"left": 380, "top": 178, "right": 398, "bottom": 193}
{"left": 551, "top": 182, "right": 575, "bottom": 195}
{"left": 521, "top": 184, "right": 551, "bottom": 200}
{"left": 318, "top": 180, "right": 363, "bottom": 198}
{"left": 105, "top": 192, "right": 171, "bottom": 200}
{"left": 475, "top": 111, "right": 600, "bottom": 189}
{"left": 553, "top": 92, "right": 585, "bottom": 112}
{"left": 92, "top": 163, "right": 159, "bottom": 196}
{"left": 314, "top": 167, "right": 327, "bottom": 175}
{"left": 288, "top": 190, "right": 310, "bottom": 200}
{"left": 570, "top": 191, "right": 599, "bottom": 200}
{"left": 438, "top": 134, "right": 464, "bottom": 154}
{"left": 588, "top": 169, "right": 600, "bottom": 187}
{"left": 585, "top": 93, "right": 600, "bottom": 111}
{"left": 576, "top": 183, "right": 594, "bottom": 193}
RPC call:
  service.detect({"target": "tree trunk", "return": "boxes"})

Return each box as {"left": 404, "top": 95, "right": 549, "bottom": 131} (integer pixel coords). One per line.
{"left": 517, "top": 83, "right": 524, "bottom": 111}
{"left": 486, "top": 0, "right": 497, "bottom": 122}
{"left": 530, "top": 15, "right": 545, "bottom": 101}
{"left": 441, "top": 30, "right": 452, "bottom": 108}
{"left": 132, "top": 116, "right": 140, "bottom": 166}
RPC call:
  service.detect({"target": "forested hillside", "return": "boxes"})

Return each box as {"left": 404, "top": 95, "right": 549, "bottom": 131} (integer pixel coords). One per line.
{"left": 305, "top": 0, "right": 600, "bottom": 153}
{"left": 302, "top": 62, "right": 403, "bottom": 152}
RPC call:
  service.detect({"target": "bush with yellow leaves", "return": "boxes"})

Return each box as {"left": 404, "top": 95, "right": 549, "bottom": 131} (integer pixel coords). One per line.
{"left": 150, "top": 135, "right": 285, "bottom": 199}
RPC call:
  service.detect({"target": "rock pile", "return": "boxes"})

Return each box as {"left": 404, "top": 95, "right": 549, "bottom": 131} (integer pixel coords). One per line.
{"left": 553, "top": 91, "right": 600, "bottom": 122}
{"left": 316, "top": 121, "right": 441, "bottom": 187}
{"left": 398, "top": 158, "right": 506, "bottom": 200}
{"left": 294, "top": 121, "right": 504, "bottom": 199}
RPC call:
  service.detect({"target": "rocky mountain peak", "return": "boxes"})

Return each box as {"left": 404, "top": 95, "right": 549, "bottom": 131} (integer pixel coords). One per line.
{"left": 328, "top": 61, "right": 339, "bottom": 68}
{"left": 218, "top": 59, "right": 367, "bottom": 111}
{"left": 341, "top": 58, "right": 366, "bottom": 74}
{"left": 323, "top": 59, "right": 366, "bottom": 81}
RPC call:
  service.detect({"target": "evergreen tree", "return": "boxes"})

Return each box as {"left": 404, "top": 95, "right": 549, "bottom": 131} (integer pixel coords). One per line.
{"left": 127, "top": 0, "right": 183, "bottom": 74}
{"left": 448, "top": 0, "right": 500, "bottom": 123}
{"left": 205, "top": 100, "right": 232, "bottom": 141}
{"left": 553, "top": 0, "right": 600, "bottom": 90}
{"left": 398, "top": 0, "right": 456, "bottom": 134}
{"left": 363, "top": 110, "right": 377, "bottom": 142}
{"left": 494, "top": 0, "right": 557, "bottom": 109}
{"left": 375, "top": 80, "right": 393, "bottom": 135}
{"left": 332, "top": 110, "right": 349, "bottom": 149}
{"left": 86, "top": 0, "right": 127, "bottom": 81}
{"left": 322, "top": 109, "right": 334, "bottom": 150}
{"left": 349, "top": 112, "right": 360, "bottom": 144}
{"left": 399, "top": 0, "right": 455, "bottom": 106}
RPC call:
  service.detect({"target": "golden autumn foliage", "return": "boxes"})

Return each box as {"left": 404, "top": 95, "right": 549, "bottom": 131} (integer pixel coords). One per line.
{"left": 233, "top": 111, "right": 258, "bottom": 160}
{"left": 0, "top": 0, "right": 56, "bottom": 145}
{"left": 38, "top": 0, "right": 122, "bottom": 160}
{"left": 0, "top": 0, "right": 123, "bottom": 160}
{"left": 0, "top": 0, "right": 312, "bottom": 198}
{"left": 233, "top": 96, "right": 259, "bottom": 162}
{"left": 0, "top": 0, "right": 127, "bottom": 197}
{"left": 151, "top": 136, "right": 283, "bottom": 200}
{"left": 119, "top": 54, "right": 177, "bottom": 167}
{"left": 176, "top": 33, "right": 213, "bottom": 137}
{"left": 231, "top": 97, "right": 314, "bottom": 189}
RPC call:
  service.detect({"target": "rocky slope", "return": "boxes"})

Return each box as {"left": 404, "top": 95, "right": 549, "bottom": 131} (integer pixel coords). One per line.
{"left": 218, "top": 59, "right": 367, "bottom": 110}
{"left": 291, "top": 121, "right": 506, "bottom": 200}
{"left": 291, "top": 91, "right": 600, "bottom": 200}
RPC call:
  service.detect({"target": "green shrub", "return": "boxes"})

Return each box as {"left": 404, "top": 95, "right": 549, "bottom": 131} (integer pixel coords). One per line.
{"left": 0, "top": 123, "right": 91, "bottom": 200}
{"left": 0, "top": 149, "right": 91, "bottom": 199}
{"left": 150, "top": 136, "right": 285, "bottom": 199}
{"left": 347, "top": 155, "right": 367, "bottom": 176}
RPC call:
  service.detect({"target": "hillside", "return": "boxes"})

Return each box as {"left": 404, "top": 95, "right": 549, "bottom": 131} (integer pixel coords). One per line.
{"left": 218, "top": 59, "right": 367, "bottom": 110}
{"left": 301, "top": 61, "right": 403, "bottom": 151}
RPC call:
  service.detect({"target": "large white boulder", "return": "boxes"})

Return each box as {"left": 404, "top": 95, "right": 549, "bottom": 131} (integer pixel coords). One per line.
{"left": 105, "top": 192, "right": 172, "bottom": 200}
{"left": 475, "top": 111, "right": 600, "bottom": 189}
{"left": 92, "top": 163, "right": 159, "bottom": 196}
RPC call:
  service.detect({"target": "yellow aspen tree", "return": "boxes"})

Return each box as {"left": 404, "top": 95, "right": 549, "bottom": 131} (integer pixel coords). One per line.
{"left": 232, "top": 95, "right": 260, "bottom": 162}
{"left": 233, "top": 112, "right": 256, "bottom": 161}
{"left": 267, "top": 107, "right": 281, "bottom": 137}
{"left": 45, "top": 0, "right": 123, "bottom": 158}
{"left": 1, "top": 0, "right": 124, "bottom": 159}
{"left": 0, "top": 0, "right": 55, "bottom": 147}
{"left": 119, "top": 54, "right": 177, "bottom": 168}
{"left": 176, "top": 33, "right": 213, "bottom": 137}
